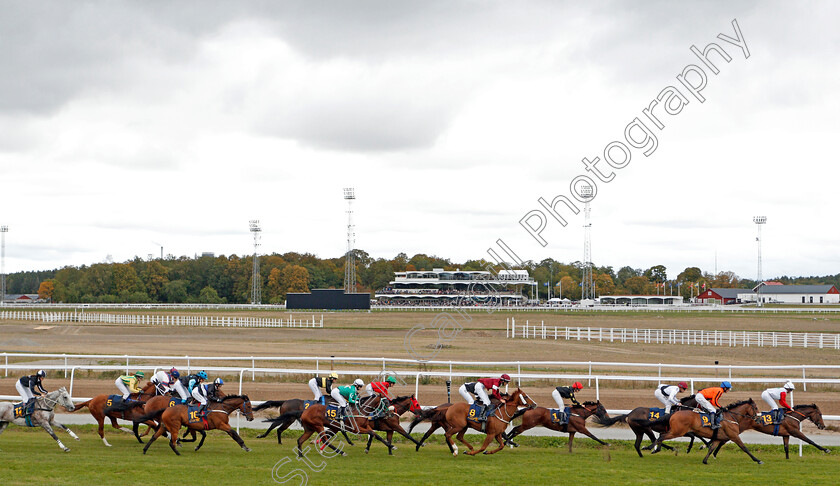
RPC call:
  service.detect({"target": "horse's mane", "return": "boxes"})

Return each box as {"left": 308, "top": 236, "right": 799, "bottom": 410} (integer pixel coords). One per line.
{"left": 794, "top": 403, "right": 817, "bottom": 410}
{"left": 722, "top": 399, "right": 753, "bottom": 411}
{"left": 582, "top": 400, "right": 599, "bottom": 406}
{"left": 392, "top": 395, "right": 412, "bottom": 402}
{"left": 221, "top": 394, "right": 249, "bottom": 402}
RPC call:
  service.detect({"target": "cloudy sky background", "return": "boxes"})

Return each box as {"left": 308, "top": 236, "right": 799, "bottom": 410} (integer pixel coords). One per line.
{"left": 1, "top": 1, "right": 838, "bottom": 280}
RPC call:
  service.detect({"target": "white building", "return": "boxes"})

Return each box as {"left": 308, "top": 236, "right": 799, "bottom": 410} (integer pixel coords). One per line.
{"left": 738, "top": 283, "right": 840, "bottom": 304}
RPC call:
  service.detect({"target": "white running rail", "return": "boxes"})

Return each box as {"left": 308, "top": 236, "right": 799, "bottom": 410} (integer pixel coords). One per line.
{"left": 0, "top": 310, "right": 323, "bottom": 328}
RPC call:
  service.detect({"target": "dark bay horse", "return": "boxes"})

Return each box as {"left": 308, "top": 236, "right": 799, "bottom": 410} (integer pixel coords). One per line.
{"left": 73, "top": 381, "right": 157, "bottom": 446}
{"left": 407, "top": 402, "right": 454, "bottom": 453}
{"left": 748, "top": 404, "right": 831, "bottom": 459}
{"left": 363, "top": 395, "right": 423, "bottom": 453}
{"left": 138, "top": 395, "right": 254, "bottom": 455}
{"left": 651, "top": 399, "right": 762, "bottom": 464}
{"left": 442, "top": 388, "right": 537, "bottom": 456}
{"left": 503, "top": 401, "right": 610, "bottom": 453}
{"left": 273, "top": 398, "right": 393, "bottom": 457}
{"left": 596, "top": 395, "right": 709, "bottom": 457}
{"left": 254, "top": 398, "right": 354, "bottom": 446}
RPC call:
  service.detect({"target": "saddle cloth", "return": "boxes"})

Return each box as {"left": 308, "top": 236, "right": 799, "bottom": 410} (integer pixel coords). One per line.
{"left": 467, "top": 403, "right": 486, "bottom": 422}
{"left": 105, "top": 395, "right": 124, "bottom": 407}
{"left": 303, "top": 400, "right": 319, "bottom": 410}
{"left": 698, "top": 411, "right": 716, "bottom": 428}
{"left": 325, "top": 404, "right": 341, "bottom": 420}
{"left": 12, "top": 402, "right": 37, "bottom": 427}
{"left": 648, "top": 408, "right": 666, "bottom": 420}
{"left": 549, "top": 407, "right": 571, "bottom": 424}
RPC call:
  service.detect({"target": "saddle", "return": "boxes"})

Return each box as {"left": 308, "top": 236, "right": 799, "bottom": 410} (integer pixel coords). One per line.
{"left": 549, "top": 407, "right": 571, "bottom": 425}
{"left": 13, "top": 402, "right": 37, "bottom": 427}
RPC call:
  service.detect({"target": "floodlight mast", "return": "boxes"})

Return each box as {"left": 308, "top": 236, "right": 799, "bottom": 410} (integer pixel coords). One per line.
{"left": 0, "top": 226, "right": 7, "bottom": 305}
{"left": 753, "top": 216, "right": 766, "bottom": 307}
{"left": 249, "top": 220, "right": 262, "bottom": 304}
{"left": 344, "top": 188, "right": 356, "bottom": 294}
{"left": 580, "top": 186, "right": 595, "bottom": 301}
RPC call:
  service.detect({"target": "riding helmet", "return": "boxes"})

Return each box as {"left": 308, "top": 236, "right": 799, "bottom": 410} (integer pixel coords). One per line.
{"left": 197, "top": 371, "right": 208, "bottom": 380}
{"left": 783, "top": 380, "right": 795, "bottom": 390}
{"left": 36, "top": 370, "right": 46, "bottom": 378}
{"left": 134, "top": 371, "right": 145, "bottom": 378}
{"left": 353, "top": 378, "right": 364, "bottom": 387}
{"left": 329, "top": 372, "right": 339, "bottom": 380}
{"left": 386, "top": 376, "right": 397, "bottom": 384}
{"left": 572, "top": 381, "right": 583, "bottom": 390}
{"left": 214, "top": 378, "right": 224, "bottom": 386}
{"left": 501, "top": 374, "right": 511, "bottom": 382}
{"left": 721, "top": 381, "right": 732, "bottom": 389}
{"left": 678, "top": 381, "right": 688, "bottom": 389}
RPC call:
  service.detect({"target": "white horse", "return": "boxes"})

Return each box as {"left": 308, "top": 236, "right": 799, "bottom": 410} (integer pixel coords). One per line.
{"left": 0, "top": 387, "right": 80, "bottom": 452}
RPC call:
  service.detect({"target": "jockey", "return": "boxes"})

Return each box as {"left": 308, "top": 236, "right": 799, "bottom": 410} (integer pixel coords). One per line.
{"left": 655, "top": 381, "right": 688, "bottom": 414}
{"left": 761, "top": 381, "right": 795, "bottom": 422}
{"left": 115, "top": 371, "right": 145, "bottom": 400}
{"left": 333, "top": 379, "right": 364, "bottom": 418}
{"left": 470, "top": 374, "right": 511, "bottom": 420}
{"left": 170, "top": 370, "right": 191, "bottom": 403}
{"left": 150, "top": 367, "right": 179, "bottom": 395}
{"left": 205, "top": 378, "right": 225, "bottom": 402}
{"left": 365, "top": 376, "right": 396, "bottom": 400}
{"left": 696, "top": 381, "right": 731, "bottom": 429}
{"left": 309, "top": 372, "right": 339, "bottom": 404}
{"left": 552, "top": 382, "right": 583, "bottom": 409}
{"left": 188, "top": 371, "right": 208, "bottom": 393}
{"left": 16, "top": 370, "right": 47, "bottom": 413}
{"left": 191, "top": 376, "right": 211, "bottom": 413}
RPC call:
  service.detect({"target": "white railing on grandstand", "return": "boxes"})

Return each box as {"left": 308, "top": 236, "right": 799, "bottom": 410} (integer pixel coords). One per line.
{"left": 373, "top": 304, "right": 840, "bottom": 313}
{"left": 506, "top": 318, "right": 840, "bottom": 350}
{"left": 0, "top": 310, "right": 323, "bottom": 328}
{"left": 0, "top": 303, "right": 285, "bottom": 310}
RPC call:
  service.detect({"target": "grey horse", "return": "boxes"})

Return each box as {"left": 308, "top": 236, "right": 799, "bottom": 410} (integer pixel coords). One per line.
{"left": 0, "top": 387, "right": 79, "bottom": 452}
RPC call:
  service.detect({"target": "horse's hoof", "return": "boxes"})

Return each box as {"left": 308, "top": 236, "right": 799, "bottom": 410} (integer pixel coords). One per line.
{"left": 364, "top": 449, "right": 369, "bottom": 454}
{"left": 63, "top": 448, "right": 70, "bottom": 452}
{"left": 825, "top": 450, "right": 831, "bottom": 454}
{"left": 244, "top": 447, "right": 252, "bottom": 452}
{"left": 757, "top": 460, "right": 764, "bottom": 465}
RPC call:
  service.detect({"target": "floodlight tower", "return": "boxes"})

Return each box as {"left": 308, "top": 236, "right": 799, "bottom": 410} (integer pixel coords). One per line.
{"left": 343, "top": 188, "right": 357, "bottom": 294}
{"left": 249, "top": 220, "right": 262, "bottom": 304}
{"left": 581, "top": 185, "right": 595, "bottom": 301}
{"left": 1, "top": 225, "right": 7, "bottom": 304}
{"left": 754, "top": 216, "right": 766, "bottom": 306}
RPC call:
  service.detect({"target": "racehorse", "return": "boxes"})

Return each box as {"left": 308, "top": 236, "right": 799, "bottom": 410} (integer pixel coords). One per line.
{"left": 651, "top": 398, "right": 763, "bottom": 464}
{"left": 503, "top": 401, "right": 610, "bottom": 453}
{"left": 407, "top": 402, "right": 454, "bottom": 453}
{"left": 72, "top": 381, "right": 157, "bottom": 446}
{"left": 596, "top": 395, "right": 710, "bottom": 457}
{"left": 442, "top": 388, "right": 537, "bottom": 456}
{"left": 254, "top": 398, "right": 354, "bottom": 446}
{"left": 362, "top": 395, "right": 424, "bottom": 453}
{"left": 138, "top": 394, "right": 254, "bottom": 455}
{"left": 747, "top": 404, "right": 831, "bottom": 459}
{"left": 273, "top": 397, "right": 394, "bottom": 457}
{"left": 0, "top": 387, "right": 79, "bottom": 452}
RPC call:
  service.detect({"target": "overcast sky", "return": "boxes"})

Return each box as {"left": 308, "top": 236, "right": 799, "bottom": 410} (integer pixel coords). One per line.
{"left": 1, "top": 1, "right": 838, "bottom": 280}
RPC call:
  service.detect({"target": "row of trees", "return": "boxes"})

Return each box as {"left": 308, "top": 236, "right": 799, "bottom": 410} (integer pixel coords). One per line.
{"left": 4, "top": 251, "right": 839, "bottom": 304}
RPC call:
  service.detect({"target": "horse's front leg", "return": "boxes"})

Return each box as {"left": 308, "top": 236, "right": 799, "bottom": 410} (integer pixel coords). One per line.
{"left": 217, "top": 422, "right": 251, "bottom": 452}
{"left": 38, "top": 419, "right": 69, "bottom": 452}
{"left": 195, "top": 430, "right": 207, "bottom": 451}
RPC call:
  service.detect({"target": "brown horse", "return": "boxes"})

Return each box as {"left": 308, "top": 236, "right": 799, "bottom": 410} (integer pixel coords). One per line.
{"left": 503, "top": 401, "right": 610, "bottom": 453}
{"left": 747, "top": 404, "right": 831, "bottom": 459}
{"left": 651, "top": 398, "right": 763, "bottom": 464}
{"left": 254, "top": 398, "right": 354, "bottom": 446}
{"left": 71, "top": 381, "right": 157, "bottom": 446}
{"left": 443, "top": 388, "right": 537, "bottom": 456}
{"left": 596, "top": 395, "right": 709, "bottom": 457}
{"left": 139, "top": 394, "right": 254, "bottom": 455}
{"left": 279, "top": 398, "right": 393, "bottom": 457}
{"left": 363, "top": 395, "right": 423, "bottom": 453}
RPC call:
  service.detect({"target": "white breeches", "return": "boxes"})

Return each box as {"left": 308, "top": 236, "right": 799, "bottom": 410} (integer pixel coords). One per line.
{"left": 654, "top": 389, "right": 677, "bottom": 413}
{"left": 695, "top": 394, "right": 716, "bottom": 413}
{"left": 474, "top": 383, "right": 490, "bottom": 406}
{"left": 761, "top": 390, "right": 779, "bottom": 410}
{"left": 191, "top": 387, "right": 207, "bottom": 405}
{"left": 552, "top": 389, "right": 566, "bottom": 409}
{"left": 330, "top": 389, "right": 347, "bottom": 407}
{"left": 172, "top": 380, "right": 190, "bottom": 400}
{"left": 16, "top": 381, "right": 34, "bottom": 402}
{"left": 458, "top": 385, "right": 474, "bottom": 404}
{"left": 115, "top": 379, "right": 131, "bottom": 399}
{"left": 308, "top": 379, "right": 322, "bottom": 400}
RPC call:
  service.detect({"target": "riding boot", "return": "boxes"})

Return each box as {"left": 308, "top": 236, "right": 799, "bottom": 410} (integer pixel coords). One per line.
{"left": 339, "top": 406, "right": 346, "bottom": 418}
{"left": 26, "top": 398, "right": 35, "bottom": 416}
{"left": 713, "top": 410, "right": 721, "bottom": 429}
{"left": 319, "top": 396, "right": 326, "bottom": 405}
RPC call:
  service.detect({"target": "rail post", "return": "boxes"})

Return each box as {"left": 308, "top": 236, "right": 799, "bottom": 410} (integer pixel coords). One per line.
{"left": 595, "top": 377, "right": 600, "bottom": 401}
{"left": 252, "top": 357, "right": 255, "bottom": 381}
{"left": 237, "top": 368, "right": 247, "bottom": 433}
{"left": 588, "top": 361, "right": 592, "bottom": 386}
{"left": 4, "top": 353, "right": 7, "bottom": 377}
{"left": 125, "top": 355, "right": 129, "bottom": 375}
{"left": 415, "top": 372, "right": 421, "bottom": 400}
{"left": 517, "top": 362, "right": 521, "bottom": 386}
{"left": 64, "top": 354, "right": 68, "bottom": 378}
{"left": 187, "top": 356, "right": 190, "bottom": 374}
{"left": 69, "top": 367, "right": 77, "bottom": 397}
{"left": 802, "top": 367, "right": 807, "bottom": 391}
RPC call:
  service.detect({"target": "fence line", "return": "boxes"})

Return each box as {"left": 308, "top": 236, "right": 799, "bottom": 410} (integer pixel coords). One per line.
{"left": 374, "top": 304, "right": 840, "bottom": 314}
{"left": 506, "top": 318, "right": 840, "bottom": 350}
{"left": 0, "top": 310, "right": 323, "bottom": 328}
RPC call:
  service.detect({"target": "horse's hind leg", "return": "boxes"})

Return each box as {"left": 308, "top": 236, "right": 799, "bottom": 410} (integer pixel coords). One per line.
{"left": 51, "top": 419, "right": 80, "bottom": 441}
{"left": 783, "top": 435, "right": 790, "bottom": 459}
{"left": 195, "top": 430, "right": 207, "bottom": 451}
{"left": 142, "top": 421, "right": 168, "bottom": 455}
{"left": 40, "top": 421, "right": 70, "bottom": 452}
{"left": 788, "top": 428, "right": 830, "bottom": 454}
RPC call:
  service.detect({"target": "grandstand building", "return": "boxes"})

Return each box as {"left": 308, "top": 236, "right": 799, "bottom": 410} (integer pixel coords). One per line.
{"left": 375, "top": 268, "right": 535, "bottom": 306}
{"left": 741, "top": 283, "right": 840, "bottom": 304}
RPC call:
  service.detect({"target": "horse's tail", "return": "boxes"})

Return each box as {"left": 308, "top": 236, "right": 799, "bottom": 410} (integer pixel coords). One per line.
{"left": 71, "top": 399, "right": 92, "bottom": 411}
{"left": 133, "top": 407, "right": 166, "bottom": 424}
{"left": 263, "top": 410, "right": 303, "bottom": 425}
{"left": 253, "top": 400, "right": 286, "bottom": 412}
{"left": 595, "top": 413, "right": 628, "bottom": 427}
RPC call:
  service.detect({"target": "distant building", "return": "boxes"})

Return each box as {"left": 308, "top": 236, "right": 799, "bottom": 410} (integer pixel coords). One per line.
{"left": 3, "top": 294, "right": 41, "bottom": 303}
{"left": 696, "top": 288, "right": 745, "bottom": 305}
{"left": 375, "top": 268, "right": 536, "bottom": 306}
{"left": 598, "top": 295, "right": 684, "bottom": 305}
{"left": 740, "top": 283, "right": 840, "bottom": 304}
